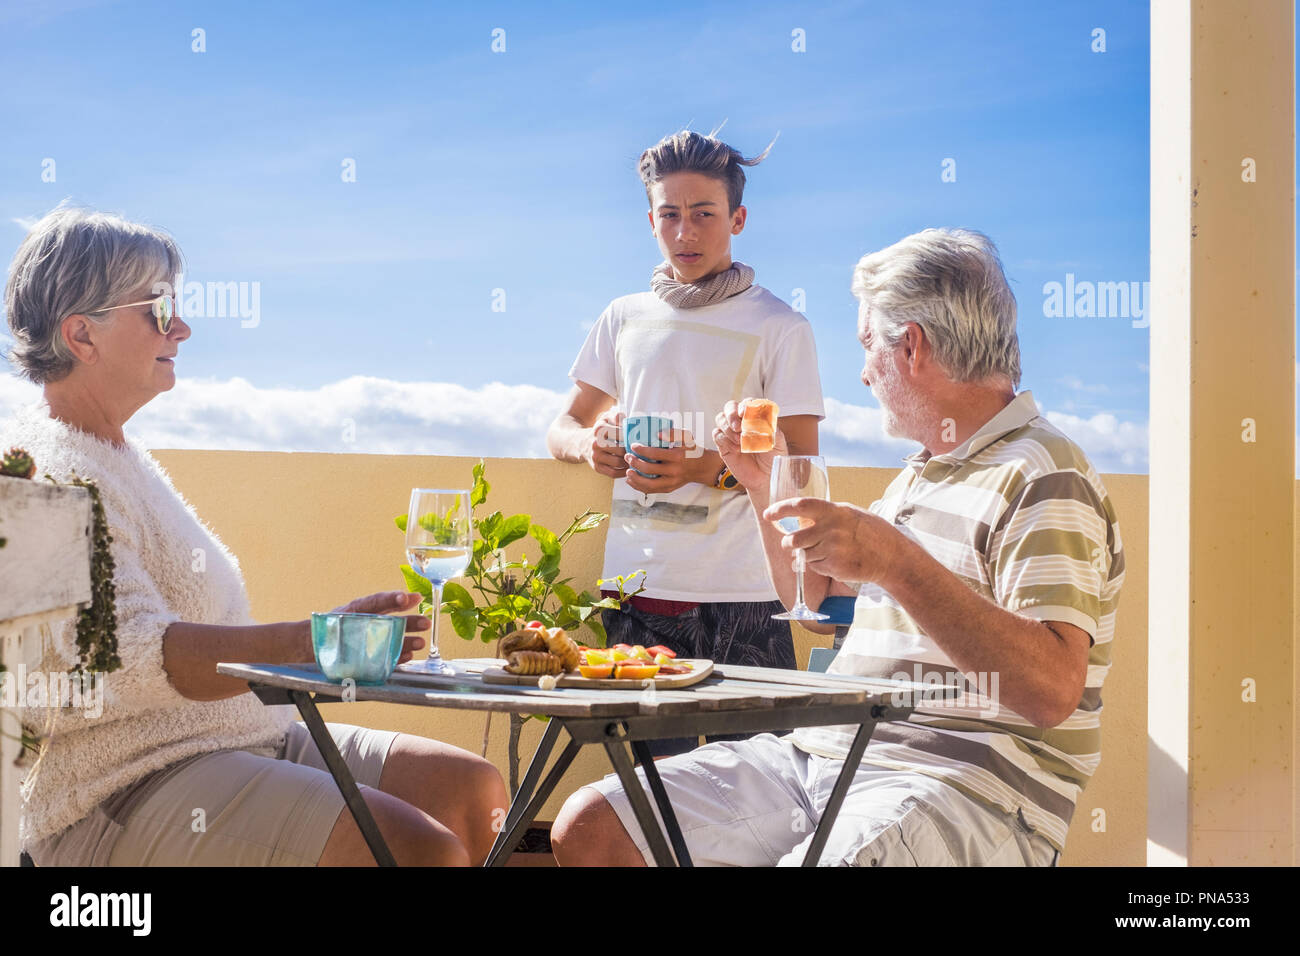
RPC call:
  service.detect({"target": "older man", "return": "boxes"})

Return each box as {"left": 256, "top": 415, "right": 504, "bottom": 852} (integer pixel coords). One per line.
{"left": 551, "top": 228, "right": 1124, "bottom": 867}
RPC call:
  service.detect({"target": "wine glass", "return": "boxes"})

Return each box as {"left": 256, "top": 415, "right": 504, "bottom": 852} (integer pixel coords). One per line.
{"left": 404, "top": 488, "right": 473, "bottom": 675}
{"left": 769, "top": 455, "right": 831, "bottom": 621}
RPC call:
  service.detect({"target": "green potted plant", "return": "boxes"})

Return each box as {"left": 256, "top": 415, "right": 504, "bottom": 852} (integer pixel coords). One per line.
{"left": 395, "top": 460, "right": 645, "bottom": 792}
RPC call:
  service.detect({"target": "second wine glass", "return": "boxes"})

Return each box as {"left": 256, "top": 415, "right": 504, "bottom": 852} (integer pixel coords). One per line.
{"left": 769, "top": 455, "right": 830, "bottom": 621}
{"left": 404, "top": 488, "right": 473, "bottom": 675}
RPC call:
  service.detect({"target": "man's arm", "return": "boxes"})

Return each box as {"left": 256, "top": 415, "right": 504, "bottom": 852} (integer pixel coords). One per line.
{"left": 763, "top": 498, "right": 1092, "bottom": 727}
{"left": 882, "top": 534, "right": 1091, "bottom": 728}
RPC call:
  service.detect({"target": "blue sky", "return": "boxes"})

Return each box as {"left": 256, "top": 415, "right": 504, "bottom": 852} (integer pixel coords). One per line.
{"left": 0, "top": 0, "right": 1151, "bottom": 470}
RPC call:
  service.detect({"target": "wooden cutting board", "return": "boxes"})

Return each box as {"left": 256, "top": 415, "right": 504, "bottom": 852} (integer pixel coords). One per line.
{"left": 480, "top": 659, "right": 714, "bottom": 690}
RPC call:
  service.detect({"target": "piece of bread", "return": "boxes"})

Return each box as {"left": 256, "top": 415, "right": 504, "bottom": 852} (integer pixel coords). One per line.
{"left": 500, "top": 627, "right": 548, "bottom": 657}
{"left": 542, "top": 627, "right": 582, "bottom": 673}
{"left": 740, "top": 399, "right": 780, "bottom": 453}
{"left": 504, "top": 650, "right": 564, "bottom": 676}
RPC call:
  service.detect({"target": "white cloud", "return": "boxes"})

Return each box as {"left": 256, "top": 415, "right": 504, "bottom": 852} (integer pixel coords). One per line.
{"left": 0, "top": 371, "right": 1158, "bottom": 473}
{"left": 1043, "top": 409, "right": 1148, "bottom": 473}
{"left": 819, "top": 396, "right": 917, "bottom": 467}
{"left": 1058, "top": 375, "right": 1109, "bottom": 393}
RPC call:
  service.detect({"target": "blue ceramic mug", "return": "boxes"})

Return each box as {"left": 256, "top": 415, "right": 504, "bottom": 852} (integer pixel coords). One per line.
{"left": 621, "top": 414, "right": 677, "bottom": 479}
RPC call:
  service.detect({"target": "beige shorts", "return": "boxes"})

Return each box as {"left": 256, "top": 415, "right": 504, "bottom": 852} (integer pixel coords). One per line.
{"left": 28, "top": 722, "right": 399, "bottom": 867}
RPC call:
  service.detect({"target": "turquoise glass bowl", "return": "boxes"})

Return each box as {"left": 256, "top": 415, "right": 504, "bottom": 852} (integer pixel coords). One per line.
{"left": 310, "top": 612, "right": 405, "bottom": 685}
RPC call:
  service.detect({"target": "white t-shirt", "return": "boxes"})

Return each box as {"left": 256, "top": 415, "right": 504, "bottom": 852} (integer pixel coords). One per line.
{"left": 569, "top": 284, "right": 826, "bottom": 602}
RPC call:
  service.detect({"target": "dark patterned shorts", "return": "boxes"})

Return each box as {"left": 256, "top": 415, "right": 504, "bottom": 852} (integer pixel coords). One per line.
{"left": 602, "top": 599, "right": 795, "bottom": 758}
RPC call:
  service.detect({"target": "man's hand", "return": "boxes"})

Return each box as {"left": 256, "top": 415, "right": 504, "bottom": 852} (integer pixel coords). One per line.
{"left": 332, "top": 590, "right": 430, "bottom": 664}
{"left": 624, "top": 428, "right": 699, "bottom": 494}
{"left": 585, "top": 408, "right": 629, "bottom": 479}
{"left": 762, "top": 498, "right": 907, "bottom": 588}
{"left": 713, "top": 399, "right": 789, "bottom": 492}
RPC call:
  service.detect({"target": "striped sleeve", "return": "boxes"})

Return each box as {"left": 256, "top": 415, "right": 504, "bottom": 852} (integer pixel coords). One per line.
{"left": 987, "top": 470, "right": 1110, "bottom": 643}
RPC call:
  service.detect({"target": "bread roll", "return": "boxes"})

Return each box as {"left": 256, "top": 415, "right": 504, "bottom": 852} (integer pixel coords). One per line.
{"left": 740, "top": 399, "right": 780, "bottom": 453}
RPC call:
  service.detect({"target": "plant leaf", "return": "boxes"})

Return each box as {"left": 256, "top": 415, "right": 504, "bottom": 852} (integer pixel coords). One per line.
{"left": 497, "top": 514, "right": 531, "bottom": 548}
{"left": 573, "top": 511, "right": 607, "bottom": 532}
{"left": 479, "top": 510, "right": 504, "bottom": 545}
{"left": 400, "top": 564, "right": 433, "bottom": 599}
{"left": 450, "top": 608, "right": 478, "bottom": 640}
{"left": 442, "top": 581, "right": 474, "bottom": 610}
{"left": 471, "top": 461, "right": 489, "bottom": 507}
{"left": 584, "top": 614, "right": 608, "bottom": 648}
{"left": 537, "top": 553, "right": 561, "bottom": 582}
{"left": 553, "top": 582, "right": 579, "bottom": 607}
{"left": 530, "top": 524, "right": 561, "bottom": 558}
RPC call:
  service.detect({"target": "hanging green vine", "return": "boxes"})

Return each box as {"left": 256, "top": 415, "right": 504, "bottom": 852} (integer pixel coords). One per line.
{"left": 52, "top": 474, "right": 121, "bottom": 674}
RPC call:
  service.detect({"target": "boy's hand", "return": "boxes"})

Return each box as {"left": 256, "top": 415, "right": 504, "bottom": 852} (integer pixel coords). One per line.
{"left": 713, "top": 399, "right": 789, "bottom": 492}
{"left": 624, "top": 428, "right": 698, "bottom": 494}
{"left": 585, "top": 408, "right": 629, "bottom": 479}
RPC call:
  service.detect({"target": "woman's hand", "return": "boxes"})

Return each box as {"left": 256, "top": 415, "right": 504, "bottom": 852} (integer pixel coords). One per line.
{"left": 333, "top": 590, "right": 430, "bottom": 664}
{"left": 713, "top": 399, "right": 789, "bottom": 492}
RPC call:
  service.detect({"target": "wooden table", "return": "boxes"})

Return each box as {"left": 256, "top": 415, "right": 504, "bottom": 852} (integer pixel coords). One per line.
{"left": 216, "top": 658, "right": 957, "bottom": 867}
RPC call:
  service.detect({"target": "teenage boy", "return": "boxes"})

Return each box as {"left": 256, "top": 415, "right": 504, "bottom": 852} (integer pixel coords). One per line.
{"left": 546, "top": 130, "right": 825, "bottom": 753}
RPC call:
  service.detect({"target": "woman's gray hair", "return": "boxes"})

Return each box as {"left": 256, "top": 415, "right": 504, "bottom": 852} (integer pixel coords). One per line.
{"left": 852, "top": 228, "right": 1021, "bottom": 388}
{"left": 4, "top": 204, "right": 183, "bottom": 384}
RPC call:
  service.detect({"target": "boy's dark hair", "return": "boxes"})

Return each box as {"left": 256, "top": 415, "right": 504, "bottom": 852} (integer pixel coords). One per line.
{"left": 638, "top": 129, "right": 775, "bottom": 214}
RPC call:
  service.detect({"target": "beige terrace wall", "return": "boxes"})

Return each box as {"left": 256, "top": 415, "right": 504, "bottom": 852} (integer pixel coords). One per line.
{"left": 154, "top": 450, "right": 1149, "bottom": 866}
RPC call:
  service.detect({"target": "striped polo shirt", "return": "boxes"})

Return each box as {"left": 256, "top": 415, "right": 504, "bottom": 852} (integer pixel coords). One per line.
{"left": 790, "top": 389, "right": 1125, "bottom": 852}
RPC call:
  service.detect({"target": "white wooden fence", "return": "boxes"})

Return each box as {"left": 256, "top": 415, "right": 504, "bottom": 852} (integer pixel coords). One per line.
{"left": 0, "top": 478, "right": 91, "bottom": 866}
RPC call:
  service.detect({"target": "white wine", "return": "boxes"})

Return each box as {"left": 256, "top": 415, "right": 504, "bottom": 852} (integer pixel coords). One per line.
{"left": 408, "top": 546, "right": 470, "bottom": 584}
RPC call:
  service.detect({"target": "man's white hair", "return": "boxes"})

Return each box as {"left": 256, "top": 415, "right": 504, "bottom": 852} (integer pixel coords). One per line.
{"left": 851, "top": 228, "right": 1020, "bottom": 388}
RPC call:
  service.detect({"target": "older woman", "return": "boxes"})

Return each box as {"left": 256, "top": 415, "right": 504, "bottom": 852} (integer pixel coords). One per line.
{"left": 2, "top": 205, "right": 507, "bottom": 866}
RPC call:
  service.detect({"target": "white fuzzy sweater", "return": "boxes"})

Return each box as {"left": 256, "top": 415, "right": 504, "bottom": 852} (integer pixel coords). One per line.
{"left": 1, "top": 403, "right": 296, "bottom": 847}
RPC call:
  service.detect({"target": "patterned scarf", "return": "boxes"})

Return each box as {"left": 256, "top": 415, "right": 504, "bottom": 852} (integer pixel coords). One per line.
{"left": 650, "top": 259, "right": 755, "bottom": 309}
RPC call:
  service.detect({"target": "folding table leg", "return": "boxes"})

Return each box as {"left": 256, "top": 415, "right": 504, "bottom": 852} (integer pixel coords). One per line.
{"left": 290, "top": 690, "right": 396, "bottom": 867}
{"left": 801, "top": 720, "right": 873, "bottom": 867}
{"left": 483, "top": 718, "right": 567, "bottom": 868}
{"left": 604, "top": 739, "right": 676, "bottom": 867}
{"left": 485, "top": 736, "right": 582, "bottom": 868}
{"left": 630, "top": 739, "right": 693, "bottom": 867}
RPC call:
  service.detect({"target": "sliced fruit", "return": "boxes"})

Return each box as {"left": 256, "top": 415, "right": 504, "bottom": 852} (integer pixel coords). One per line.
{"left": 646, "top": 645, "right": 677, "bottom": 659}
{"left": 630, "top": 645, "right": 653, "bottom": 661}
{"left": 611, "top": 647, "right": 633, "bottom": 662}
{"left": 579, "top": 664, "right": 615, "bottom": 679}
{"left": 614, "top": 663, "right": 660, "bottom": 681}
{"left": 584, "top": 649, "right": 611, "bottom": 666}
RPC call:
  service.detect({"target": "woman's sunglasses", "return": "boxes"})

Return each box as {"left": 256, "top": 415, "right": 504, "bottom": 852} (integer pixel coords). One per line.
{"left": 92, "top": 293, "right": 176, "bottom": 334}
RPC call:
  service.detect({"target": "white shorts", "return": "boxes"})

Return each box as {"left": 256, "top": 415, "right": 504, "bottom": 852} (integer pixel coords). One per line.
{"left": 585, "top": 732, "right": 1061, "bottom": 867}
